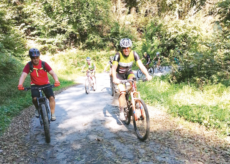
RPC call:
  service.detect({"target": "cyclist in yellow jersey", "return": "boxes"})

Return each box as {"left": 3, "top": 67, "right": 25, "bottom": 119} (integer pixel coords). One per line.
{"left": 112, "top": 38, "right": 152, "bottom": 121}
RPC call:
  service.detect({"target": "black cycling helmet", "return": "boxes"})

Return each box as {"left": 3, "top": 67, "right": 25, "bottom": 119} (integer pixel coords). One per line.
{"left": 29, "top": 48, "right": 40, "bottom": 58}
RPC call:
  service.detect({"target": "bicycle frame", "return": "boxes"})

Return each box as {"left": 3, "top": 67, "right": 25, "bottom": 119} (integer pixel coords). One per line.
{"left": 24, "top": 85, "right": 53, "bottom": 125}
{"left": 86, "top": 70, "right": 95, "bottom": 82}
{"left": 36, "top": 89, "right": 51, "bottom": 125}
{"left": 122, "top": 79, "right": 141, "bottom": 113}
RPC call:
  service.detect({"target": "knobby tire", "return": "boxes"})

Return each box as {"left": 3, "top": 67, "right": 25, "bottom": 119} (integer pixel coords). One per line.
{"left": 41, "top": 104, "right": 50, "bottom": 143}
{"left": 132, "top": 98, "right": 150, "bottom": 141}
{"left": 124, "top": 103, "right": 131, "bottom": 125}
{"left": 149, "top": 67, "right": 154, "bottom": 76}
{"left": 110, "top": 77, "right": 115, "bottom": 96}
{"left": 93, "top": 77, "right": 97, "bottom": 91}
{"left": 85, "top": 78, "right": 90, "bottom": 94}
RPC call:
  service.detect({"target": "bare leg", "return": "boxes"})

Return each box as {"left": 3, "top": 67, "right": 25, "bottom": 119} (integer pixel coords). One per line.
{"left": 49, "top": 96, "right": 55, "bottom": 114}
{"left": 118, "top": 92, "right": 126, "bottom": 108}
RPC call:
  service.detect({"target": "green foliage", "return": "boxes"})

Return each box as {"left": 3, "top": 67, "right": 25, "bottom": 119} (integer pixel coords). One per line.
{"left": 0, "top": 5, "right": 26, "bottom": 79}
{"left": 0, "top": 5, "right": 26, "bottom": 56}
{"left": 141, "top": 15, "right": 230, "bottom": 85}
{"left": 138, "top": 76, "right": 230, "bottom": 135}
{"left": 13, "top": 0, "right": 112, "bottom": 51}
{"left": 51, "top": 49, "right": 115, "bottom": 73}
{"left": 108, "top": 22, "right": 138, "bottom": 50}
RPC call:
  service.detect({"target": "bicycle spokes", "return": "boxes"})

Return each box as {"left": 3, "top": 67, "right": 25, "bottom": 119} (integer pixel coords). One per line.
{"left": 133, "top": 99, "right": 150, "bottom": 141}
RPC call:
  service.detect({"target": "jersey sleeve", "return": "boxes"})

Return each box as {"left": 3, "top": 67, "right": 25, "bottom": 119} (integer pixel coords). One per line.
{"left": 44, "top": 62, "right": 52, "bottom": 72}
{"left": 22, "top": 63, "right": 30, "bottom": 74}
{"left": 112, "top": 52, "right": 120, "bottom": 66}
{"left": 133, "top": 51, "right": 140, "bottom": 61}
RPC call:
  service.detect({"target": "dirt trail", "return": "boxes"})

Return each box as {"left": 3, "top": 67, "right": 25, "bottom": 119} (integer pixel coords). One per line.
{"left": 0, "top": 71, "right": 229, "bottom": 164}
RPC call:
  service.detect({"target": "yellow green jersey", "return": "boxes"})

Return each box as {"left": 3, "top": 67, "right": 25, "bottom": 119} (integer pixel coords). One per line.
{"left": 84, "top": 61, "right": 95, "bottom": 71}
{"left": 113, "top": 50, "right": 140, "bottom": 74}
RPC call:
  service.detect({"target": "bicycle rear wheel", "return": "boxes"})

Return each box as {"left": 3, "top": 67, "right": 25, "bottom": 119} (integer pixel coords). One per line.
{"left": 137, "top": 69, "right": 143, "bottom": 79}
{"left": 41, "top": 104, "right": 50, "bottom": 143}
{"left": 148, "top": 67, "right": 154, "bottom": 76}
{"left": 85, "top": 78, "right": 90, "bottom": 94}
{"left": 132, "top": 98, "right": 150, "bottom": 141}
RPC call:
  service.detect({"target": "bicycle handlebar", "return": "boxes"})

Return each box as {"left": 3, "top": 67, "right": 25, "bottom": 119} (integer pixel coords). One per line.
{"left": 120, "top": 77, "right": 147, "bottom": 84}
{"left": 24, "top": 84, "right": 55, "bottom": 91}
{"left": 120, "top": 77, "right": 137, "bottom": 84}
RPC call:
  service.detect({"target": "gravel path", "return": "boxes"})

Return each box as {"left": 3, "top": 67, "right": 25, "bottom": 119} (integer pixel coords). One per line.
{"left": 1, "top": 68, "right": 229, "bottom": 163}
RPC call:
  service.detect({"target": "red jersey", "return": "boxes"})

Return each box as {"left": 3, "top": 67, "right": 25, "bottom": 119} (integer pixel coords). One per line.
{"left": 23, "top": 60, "right": 52, "bottom": 85}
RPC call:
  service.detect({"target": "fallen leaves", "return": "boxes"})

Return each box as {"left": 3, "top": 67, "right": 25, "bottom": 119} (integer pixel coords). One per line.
{"left": 148, "top": 105, "right": 230, "bottom": 163}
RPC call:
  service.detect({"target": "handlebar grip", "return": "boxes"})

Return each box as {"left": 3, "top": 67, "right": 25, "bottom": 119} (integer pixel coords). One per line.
{"left": 24, "top": 87, "right": 31, "bottom": 91}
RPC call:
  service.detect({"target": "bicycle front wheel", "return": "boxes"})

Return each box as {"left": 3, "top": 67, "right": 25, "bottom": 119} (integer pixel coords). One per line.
{"left": 137, "top": 69, "right": 143, "bottom": 79}
{"left": 124, "top": 103, "right": 132, "bottom": 125}
{"left": 93, "top": 77, "right": 97, "bottom": 91}
{"left": 132, "top": 98, "right": 150, "bottom": 141}
{"left": 85, "top": 78, "right": 90, "bottom": 94}
{"left": 110, "top": 77, "right": 115, "bottom": 96}
{"left": 41, "top": 104, "right": 50, "bottom": 143}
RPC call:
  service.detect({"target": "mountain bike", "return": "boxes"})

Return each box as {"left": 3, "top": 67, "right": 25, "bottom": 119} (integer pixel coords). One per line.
{"left": 83, "top": 70, "right": 97, "bottom": 94}
{"left": 24, "top": 85, "right": 55, "bottom": 143}
{"left": 120, "top": 78, "right": 150, "bottom": 141}
{"left": 137, "top": 65, "right": 154, "bottom": 79}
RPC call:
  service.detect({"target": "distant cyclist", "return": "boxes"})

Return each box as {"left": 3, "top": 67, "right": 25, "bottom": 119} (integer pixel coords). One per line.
{"left": 104, "top": 56, "right": 113, "bottom": 76}
{"left": 82, "top": 57, "right": 96, "bottom": 78}
{"left": 153, "top": 52, "right": 162, "bottom": 71}
{"left": 112, "top": 38, "right": 152, "bottom": 121}
{"left": 142, "top": 52, "right": 151, "bottom": 69}
{"left": 18, "top": 48, "right": 60, "bottom": 121}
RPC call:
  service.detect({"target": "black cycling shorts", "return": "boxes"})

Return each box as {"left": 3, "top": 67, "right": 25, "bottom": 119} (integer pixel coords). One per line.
{"left": 31, "top": 84, "right": 54, "bottom": 99}
{"left": 146, "top": 61, "right": 151, "bottom": 65}
{"left": 116, "top": 70, "right": 135, "bottom": 80}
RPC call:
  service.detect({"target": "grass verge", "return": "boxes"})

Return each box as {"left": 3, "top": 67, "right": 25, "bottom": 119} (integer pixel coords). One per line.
{"left": 137, "top": 75, "right": 230, "bottom": 135}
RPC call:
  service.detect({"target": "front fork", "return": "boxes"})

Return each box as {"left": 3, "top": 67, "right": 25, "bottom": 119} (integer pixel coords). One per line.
{"left": 130, "top": 92, "right": 144, "bottom": 120}
{"left": 37, "top": 98, "right": 51, "bottom": 126}
{"left": 46, "top": 99, "right": 51, "bottom": 123}
{"left": 130, "top": 91, "right": 140, "bottom": 120}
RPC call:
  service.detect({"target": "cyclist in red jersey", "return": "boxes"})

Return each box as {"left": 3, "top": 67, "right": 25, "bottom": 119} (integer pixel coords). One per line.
{"left": 17, "top": 48, "right": 60, "bottom": 121}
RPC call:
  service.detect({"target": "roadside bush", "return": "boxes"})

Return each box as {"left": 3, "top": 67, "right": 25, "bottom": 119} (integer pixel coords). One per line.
{"left": 141, "top": 17, "right": 227, "bottom": 86}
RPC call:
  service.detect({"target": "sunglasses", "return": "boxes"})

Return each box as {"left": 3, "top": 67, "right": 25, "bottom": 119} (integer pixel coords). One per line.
{"left": 31, "top": 56, "right": 39, "bottom": 59}
{"left": 122, "top": 47, "right": 130, "bottom": 50}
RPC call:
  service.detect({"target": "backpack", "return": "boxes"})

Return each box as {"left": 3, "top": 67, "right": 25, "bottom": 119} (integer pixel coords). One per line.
{"left": 28, "top": 61, "right": 47, "bottom": 73}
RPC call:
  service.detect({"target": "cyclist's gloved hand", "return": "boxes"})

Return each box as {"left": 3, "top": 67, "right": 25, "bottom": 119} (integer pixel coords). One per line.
{"left": 18, "top": 85, "right": 24, "bottom": 90}
{"left": 54, "top": 81, "right": 60, "bottom": 87}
